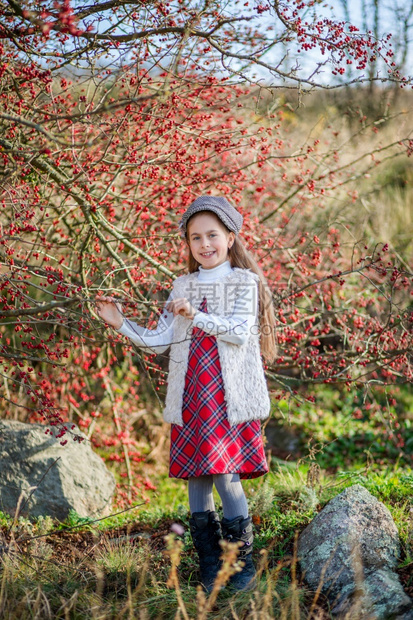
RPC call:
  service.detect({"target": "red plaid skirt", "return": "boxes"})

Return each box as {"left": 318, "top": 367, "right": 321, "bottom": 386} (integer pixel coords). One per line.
{"left": 169, "top": 296, "right": 268, "bottom": 480}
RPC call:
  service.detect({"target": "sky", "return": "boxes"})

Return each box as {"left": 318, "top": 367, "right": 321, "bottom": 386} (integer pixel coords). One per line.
{"left": 241, "top": 0, "right": 413, "bottom": 87}
{"left": 58, "top": 0, "right": 413, "bottom": 88}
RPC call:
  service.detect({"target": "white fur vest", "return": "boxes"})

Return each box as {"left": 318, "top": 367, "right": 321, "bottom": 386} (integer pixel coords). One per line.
{"left": 162, "top": 267, "right": 271, "bottom": 427}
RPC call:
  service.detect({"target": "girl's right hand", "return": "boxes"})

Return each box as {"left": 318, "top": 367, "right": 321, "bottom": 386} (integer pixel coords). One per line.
{"left": 95, "top": 296, "right": 124, "bottom": 329}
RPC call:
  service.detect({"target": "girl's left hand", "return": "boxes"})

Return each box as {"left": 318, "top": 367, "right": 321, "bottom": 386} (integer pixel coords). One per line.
{"left": 166, "top": 297, "right": 197, "bottom": 320}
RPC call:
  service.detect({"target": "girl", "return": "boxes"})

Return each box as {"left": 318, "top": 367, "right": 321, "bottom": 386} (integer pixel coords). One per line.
{"left": 95, "top": 195, "right": 276, "bottom": 593}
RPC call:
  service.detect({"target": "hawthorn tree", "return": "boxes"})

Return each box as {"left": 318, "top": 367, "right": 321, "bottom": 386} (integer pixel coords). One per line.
{"left": 0, "top": 0, "right": 412, "bottom": 503}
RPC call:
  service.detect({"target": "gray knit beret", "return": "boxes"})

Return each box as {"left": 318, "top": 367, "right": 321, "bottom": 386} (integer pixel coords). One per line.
{"left": 178, "top": 196, "right": 243, "bottom": 238}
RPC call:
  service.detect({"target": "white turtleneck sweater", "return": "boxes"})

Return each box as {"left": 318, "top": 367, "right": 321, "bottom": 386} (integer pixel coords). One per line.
{"left": 116, "top": 260, "right": 258, "bottom": 353}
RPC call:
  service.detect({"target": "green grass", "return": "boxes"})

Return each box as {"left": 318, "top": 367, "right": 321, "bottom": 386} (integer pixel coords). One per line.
{"left": 1, "top": 466, "right": 411, "bottom": 618}
{"left": 273, "top": 384, "right": 413, "bottom": 469}
{"left": 1, "top": 384, "right": 412, "bottom": 618}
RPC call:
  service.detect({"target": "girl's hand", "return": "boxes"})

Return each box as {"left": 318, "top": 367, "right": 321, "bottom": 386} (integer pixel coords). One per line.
{"left": 95, "top": 296, "right": 124, "bottom": 329}
{"left": 166, "top": 297, "right": 197, "bottom": 320}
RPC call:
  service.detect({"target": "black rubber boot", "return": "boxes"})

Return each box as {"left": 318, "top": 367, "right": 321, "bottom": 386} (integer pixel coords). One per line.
{"left": 189, "top": 510, "right": 223, "bottom": 593}
{"left": 221, "top": 515, "right": 256, "bottom": 591}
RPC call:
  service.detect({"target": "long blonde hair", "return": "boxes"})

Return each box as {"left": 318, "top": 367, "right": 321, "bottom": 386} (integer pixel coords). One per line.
{"left": 185, "top": 216, "right": 277, "bottom": 364}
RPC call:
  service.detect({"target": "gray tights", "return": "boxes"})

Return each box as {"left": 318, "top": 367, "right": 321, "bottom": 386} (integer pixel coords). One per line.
{"left": 188, "top": 473, "right": 249, "bottom": 519}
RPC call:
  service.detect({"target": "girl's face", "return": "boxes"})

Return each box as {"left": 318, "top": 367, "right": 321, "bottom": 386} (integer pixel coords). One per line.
{"left": 186, "top": 212, "right": 235, "bottom": 270}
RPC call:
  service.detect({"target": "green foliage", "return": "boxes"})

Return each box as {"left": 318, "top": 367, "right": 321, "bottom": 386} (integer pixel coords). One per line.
{"left": 33, "top": 514, "right": 55, "bottom": 536}
{"left": 0, "top": 510, "right": 12, "bottom": 528}
{"left": 248, "top": 477, "right": 277, "bottom": 516}
{"left": 297, "top": 486, "right": 319, "bottom": 513}
{"left": 275, "top": 384, "right": 412, "bottom": 469}
{"left": 95, "top": 537, "right": 149, "bottom": 599}
{"left": 336, "top": 469, "right": 413, "bottom": 502}
{"left": 96, "top": 504, "right": 148, "bottom": 531}
{"left": 58, "top": 509, "right": 97, "bottom": 531}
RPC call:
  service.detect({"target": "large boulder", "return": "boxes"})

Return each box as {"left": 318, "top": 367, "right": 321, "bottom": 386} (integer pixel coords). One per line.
{"left": 298, "top": 484, "right": 413, "bottom": 619}
{"left": 0, "top": 420, "right": 116, "bottom": 520}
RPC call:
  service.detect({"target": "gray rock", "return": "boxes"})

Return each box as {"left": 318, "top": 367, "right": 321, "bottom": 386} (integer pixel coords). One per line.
{"left": 0, "top": 420, "right": 116, "bottom": 520}
{"left": 298, "top": 484, "right": 413, "bottom": 619}
{"left": 396, "top": 611, "right": 413, "bottom": 620}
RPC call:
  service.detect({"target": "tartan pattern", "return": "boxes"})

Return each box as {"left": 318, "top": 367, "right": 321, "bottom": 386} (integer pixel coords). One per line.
{"left": 169, "top": 296, "right": 268, "bottom": 480}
